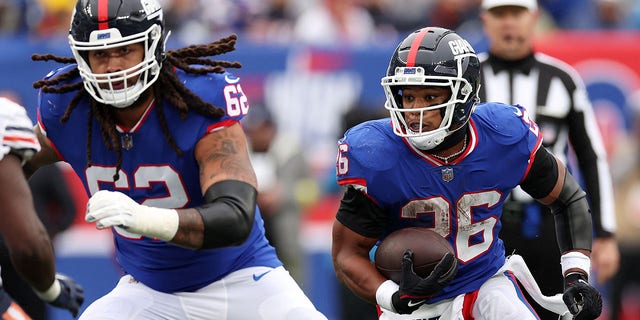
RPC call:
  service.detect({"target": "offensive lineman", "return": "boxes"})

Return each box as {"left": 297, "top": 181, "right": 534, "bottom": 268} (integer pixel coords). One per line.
{"left": 25, "top": 0, "right": 326, "bottom": 319}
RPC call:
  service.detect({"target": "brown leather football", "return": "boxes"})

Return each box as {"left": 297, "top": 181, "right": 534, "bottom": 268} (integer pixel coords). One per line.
{"left": 374, "top": 227, "right": 455, "bottom": 283}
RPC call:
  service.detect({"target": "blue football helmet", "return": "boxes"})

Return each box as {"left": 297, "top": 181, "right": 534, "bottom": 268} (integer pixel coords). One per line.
{"left": 381, "top": 27, "right": 480, "bottom": 150}
{"left": 69, "top": 0, "right": 166, "bottom": 108}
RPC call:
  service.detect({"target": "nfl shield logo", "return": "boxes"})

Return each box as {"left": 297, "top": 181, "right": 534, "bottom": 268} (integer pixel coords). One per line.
{"left": 121, "top": 134, "right": 133, "bottom": 150}
{"left": 441, "top": 167, "right": 454, "bottom": 182}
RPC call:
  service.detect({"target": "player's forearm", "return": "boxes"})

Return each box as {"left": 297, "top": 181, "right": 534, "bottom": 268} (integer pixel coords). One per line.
{"left": 550, "top": 173, "right": 593, "bottom": 253}
{"left": 87, "top": 181, "right": 257, "bottom": 250}
{"left": 132, "top": 198, "right": 254, "bottom": 251}
{"left": 194, "top": 180, "right": 256, "bottom": 249}
{"left": 332, "top": 221, "right": 383, "bottom": 304}
{"left": 170, "top": 190, "right": 257, "bottom": 250}
{"left": 333, "top": 255, "right": 384, "bottom": 304}
{"left": 170, "top": 208, "right": 206, "bottom": 249}
{"left": 524, "top": 151, "right": 592, "bottom": 252}
{"left": 10, "top": 237, "right": 57, "bottom": 292}
{"left": 1, "top": 155, "right": 57, "bottom": 291}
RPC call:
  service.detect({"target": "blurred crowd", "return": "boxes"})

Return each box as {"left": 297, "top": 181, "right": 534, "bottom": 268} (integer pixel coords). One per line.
{"left": 3, "top": 0, "right": 640, "bottom": 43}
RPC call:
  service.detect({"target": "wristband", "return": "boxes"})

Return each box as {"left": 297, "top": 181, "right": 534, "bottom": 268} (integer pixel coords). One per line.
{"left": 34, "top": 279, "right": 61, "bottom": 302}
{"left": 560, "top": 251, "right": 591, "bottom": 277}
{"left": 135, "top": 206, "right": 179, "bottom": 241}
{"left": 376, "top": 280, "right": 399, "bottom": 312}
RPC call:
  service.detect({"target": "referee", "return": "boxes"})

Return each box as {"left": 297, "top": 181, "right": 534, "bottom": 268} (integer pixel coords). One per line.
{"left": 478, "top": 0, "right": 619, "bottom": 319}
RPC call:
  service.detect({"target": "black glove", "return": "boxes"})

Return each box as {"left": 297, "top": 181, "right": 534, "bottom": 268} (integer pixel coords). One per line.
{"left": 391, "top": 249, "right": 457, "bottom": 314}
{"left": 49, "top": 274, "right": 85, "bottom": 317}
{"left": 562, "top": 273, "right": 602, "bottom": 320}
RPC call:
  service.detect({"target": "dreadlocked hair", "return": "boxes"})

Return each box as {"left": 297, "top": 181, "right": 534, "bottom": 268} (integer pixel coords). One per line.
{"left": 32, "top": 34, "right": 242, "bottom": 181}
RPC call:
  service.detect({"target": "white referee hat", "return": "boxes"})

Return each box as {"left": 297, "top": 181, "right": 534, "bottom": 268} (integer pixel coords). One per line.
{"left": 481, "top": 0, "right": 538, "bottom": 11}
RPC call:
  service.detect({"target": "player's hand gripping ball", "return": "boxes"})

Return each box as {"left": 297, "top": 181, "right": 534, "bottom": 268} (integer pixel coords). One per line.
{"left": 375, "top": 227, "right": 456, "bottom": 283}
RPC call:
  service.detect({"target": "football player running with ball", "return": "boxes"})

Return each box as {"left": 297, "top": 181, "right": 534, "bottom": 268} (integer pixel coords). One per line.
{"left": 25, "top": 0, "right": 326, "bottom": 319}
{"left": 331, "top": 27, "right": 602, "bottom": 319}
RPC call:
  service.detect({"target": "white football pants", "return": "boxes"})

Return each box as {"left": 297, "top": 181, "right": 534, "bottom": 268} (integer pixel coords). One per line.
{"left": 379, "top": 255, "right": 571, "bottom": 320}
{"left": 78, "top": 266, "right": 327, "bottom": 320}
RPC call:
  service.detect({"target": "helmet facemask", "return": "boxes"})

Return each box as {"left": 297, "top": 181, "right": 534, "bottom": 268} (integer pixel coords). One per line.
{"left": 381, "top": 55, "right": 477, "bottom": 150}
{"left": 69, "top": 24, "right": 163, "bottom": 108}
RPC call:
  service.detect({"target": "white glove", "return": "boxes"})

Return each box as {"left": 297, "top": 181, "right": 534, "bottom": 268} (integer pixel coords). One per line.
{"left": 86, "top": 190, "right": 179, "bottom": 241}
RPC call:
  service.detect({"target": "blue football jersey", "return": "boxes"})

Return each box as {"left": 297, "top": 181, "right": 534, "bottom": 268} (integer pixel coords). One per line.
{"left": 336, "top": 102, "right": 543, "bottom": 303}
{"left": 37, "top": 65, "right": 281, "bottom": 293}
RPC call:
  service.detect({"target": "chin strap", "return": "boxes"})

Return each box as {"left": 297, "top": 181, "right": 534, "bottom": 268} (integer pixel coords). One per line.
{"left": 428, "top": 122, "right": 468, "bottom": 152}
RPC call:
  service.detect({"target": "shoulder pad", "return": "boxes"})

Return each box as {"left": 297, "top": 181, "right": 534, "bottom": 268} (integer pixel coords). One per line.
{"left": 340, "top": 119, "right": 399, "bottom": 172}
{"left": 178, "top": 70, "right": 247, "bottom": 121}
{"left": 472, "top": 102, "right": 534, "bottom": 146}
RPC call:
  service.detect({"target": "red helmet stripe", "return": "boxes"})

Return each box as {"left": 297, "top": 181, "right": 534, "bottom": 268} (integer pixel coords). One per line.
{"left": 406, "top": 28, "right": 430, "bottom": 67}
{"left": 98, "top": 0, "right": 109, "bottom": 30}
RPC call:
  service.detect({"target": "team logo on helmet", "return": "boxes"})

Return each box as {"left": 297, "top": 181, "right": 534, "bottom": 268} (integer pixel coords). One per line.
{"left": 448, "top": 39, "right": 475, "bottom": 55}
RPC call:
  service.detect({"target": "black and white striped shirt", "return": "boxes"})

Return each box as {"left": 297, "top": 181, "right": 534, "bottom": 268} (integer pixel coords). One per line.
{"left": 478, "top": 52, "right": 616, "bottom": 237}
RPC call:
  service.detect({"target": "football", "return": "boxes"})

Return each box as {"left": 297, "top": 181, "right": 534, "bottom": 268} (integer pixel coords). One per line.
{"left": 374, "top": 227, "right": 455, "bottom": 283}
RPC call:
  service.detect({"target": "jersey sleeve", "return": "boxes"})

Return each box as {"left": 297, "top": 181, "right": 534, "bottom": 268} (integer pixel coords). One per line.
{"left": 508, "top": 104, "right": 544, "bottom": 183}
{"left": 0, "top": 98, "right": 40, "bottom": 162}
{"left": 35, "top": 65, "right": 78, "bottom": 140}
{"left": 336, "top": 129, "right": 369, "bottom": 189}
{"left": 181, "top": 70, "right": 249, "bottom": 129}
{"left": 474, "top": 102, "right": 544, "bottom": 182}
{"left": 336, "top": 121, "right": 397, "bottom": 192}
